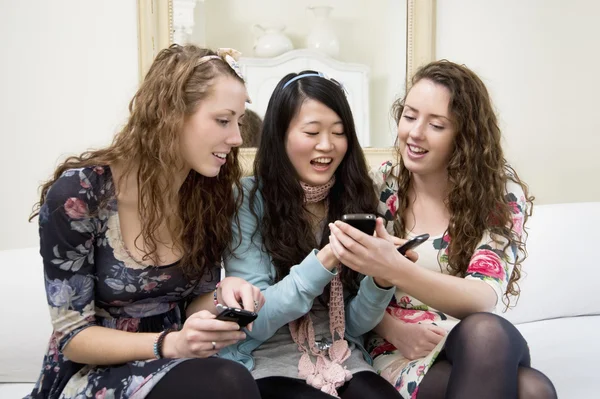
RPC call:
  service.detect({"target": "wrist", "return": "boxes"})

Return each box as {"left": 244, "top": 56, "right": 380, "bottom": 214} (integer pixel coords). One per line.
{"left": 387, "top": 253, "right": 414, "bottom": 289}
{"left": 374, "top": 277, "right": 394, "bottom": 289}
{"left": 160, "top": 330, "right": 180, "bottom": 359}
{"left": 317, "top": 246, "right": 337, "bottom": 271}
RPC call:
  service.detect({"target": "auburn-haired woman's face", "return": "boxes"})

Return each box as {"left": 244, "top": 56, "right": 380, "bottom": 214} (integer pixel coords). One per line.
{"left": 285, "top": 99, "right": 348, "bottom": 186}
{"left": 181, "top": 76, "right": 246, "bottom": 177}
{"left": 397, "top": 79, "right": 457, "bottom": 177}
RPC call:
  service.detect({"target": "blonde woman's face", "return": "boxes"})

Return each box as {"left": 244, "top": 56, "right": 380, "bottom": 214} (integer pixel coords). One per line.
{"left": 181, "top": 76, "right": 247, "bottom": 177}
{"left": 397, "top": 79, "right": 457, "bottom": 177}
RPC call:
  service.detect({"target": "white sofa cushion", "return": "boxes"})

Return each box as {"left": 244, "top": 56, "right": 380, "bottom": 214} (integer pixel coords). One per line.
{"left": 0, "top": 383, "right": 34, "bottom": 398}
{"left": 0, "top": 248, "right": 51, "bottom": 383}
{"left": 516, "top": 315, "right": 600, "bottom": 399}
{"left": 504, "top": 202, "right": 600, "bottom": 325}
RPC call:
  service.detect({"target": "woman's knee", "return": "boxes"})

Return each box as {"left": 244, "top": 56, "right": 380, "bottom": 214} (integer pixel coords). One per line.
{"left": 445, "top": 312, "right": 524, "bottom": 365}
{"left": 200, "top": 358, "right": 255, "bottom": 385}
{"left": 449, "top": 312, "right": 515, "bottom": 346}
{"left": 149, "top": 358, "right": 259, "bottom": 399}
{"left": 518, "top": 367, "right": 558, "bottom": 399}
{"left": 178, "top": 358, "right": 258, "bottom": 394}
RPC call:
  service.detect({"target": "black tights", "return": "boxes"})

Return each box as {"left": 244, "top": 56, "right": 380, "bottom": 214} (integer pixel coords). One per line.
{"left": 418, "top": 313, "right": 557, "bottom": 399}
{"left": 257, "top": 371, "right": 401, "bottom": 399}
{"left": 147, "top": 357, "right": 261, "bottom": 399}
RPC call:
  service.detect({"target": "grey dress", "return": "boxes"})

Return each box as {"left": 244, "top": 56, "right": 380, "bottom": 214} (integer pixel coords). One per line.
{"left": 250, "top": 300, "right": 374, "bottom": 379}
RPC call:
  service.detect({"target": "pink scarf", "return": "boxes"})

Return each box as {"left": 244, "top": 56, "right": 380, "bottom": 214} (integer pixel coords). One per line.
{"left": 289, "top": 176, "right": 352, "bottom": 396}
{"left": 300, "top": 177, "right": 335, "bottom": 204}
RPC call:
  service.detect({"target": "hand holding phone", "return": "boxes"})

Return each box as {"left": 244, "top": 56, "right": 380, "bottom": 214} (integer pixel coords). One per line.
{"left": 215, "top": 304, "right": 258, "bottom": 328}
{"left": 397, "top": 233, "right": 430, "bottom": 256}
{"left": 341, "top": 213, "right": 377, "bottom": 235}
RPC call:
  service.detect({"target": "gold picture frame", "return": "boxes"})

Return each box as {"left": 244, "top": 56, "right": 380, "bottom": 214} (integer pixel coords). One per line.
{"left": 136, "top": 0, "right": 436, "bottom": 171}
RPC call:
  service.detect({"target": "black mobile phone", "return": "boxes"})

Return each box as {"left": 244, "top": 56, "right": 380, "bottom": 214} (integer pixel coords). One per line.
{"left": 341, "top": 214, "right": 377, "bottom": 235}
{"left": 397, "top": 233, "right": 430, "bottom": 255}
{"left": 215, "top": 305, "right": 258, "bottom": 328}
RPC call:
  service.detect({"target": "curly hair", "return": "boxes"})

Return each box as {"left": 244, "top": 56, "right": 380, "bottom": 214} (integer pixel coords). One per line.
{"left": 249, "top": 71, "right": 379, "bottom": 294}
{"left": 390, "top": 60, "right": 534, "bottom": 308}
{"left": 30, "top": 44, "right": 243, "bottom": 281}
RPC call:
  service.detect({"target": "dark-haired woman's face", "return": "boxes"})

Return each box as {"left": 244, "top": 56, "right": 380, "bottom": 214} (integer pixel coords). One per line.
{"left": 285, "top": 99, "right": 348, "bottom": 186}
{"left": 398, "top": 79, "right": 456, "bottom": 177}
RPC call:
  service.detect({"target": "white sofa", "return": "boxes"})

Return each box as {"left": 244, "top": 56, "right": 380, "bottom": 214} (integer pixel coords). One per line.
{"left": 1, "top": 202, "right": 599, "bottom": 398}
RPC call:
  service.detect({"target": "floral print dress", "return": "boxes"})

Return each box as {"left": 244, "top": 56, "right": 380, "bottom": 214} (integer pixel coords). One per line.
{"left": 27, "top": 166, "right": 219, "bottom": 399}
{"left": 367, "top": 161, "right": 528, "bottom": 399}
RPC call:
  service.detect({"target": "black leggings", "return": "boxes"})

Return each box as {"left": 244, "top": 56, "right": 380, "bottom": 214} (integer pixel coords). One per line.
{"left": 147, "top": 357, "right": 261, "bottom": 399}
{"left": 418, "top": 313, "right": 557, "bottom": 399}
{"left": 257, "top": 371, "right": 401, "bottom": 399}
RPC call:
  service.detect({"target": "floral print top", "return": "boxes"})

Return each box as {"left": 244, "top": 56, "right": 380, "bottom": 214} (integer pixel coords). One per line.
{"left": 28, "top": 166, "right": 219, "bottom": 399}
{"left": 367, "top": 161, "right": 528, "bottom": 397}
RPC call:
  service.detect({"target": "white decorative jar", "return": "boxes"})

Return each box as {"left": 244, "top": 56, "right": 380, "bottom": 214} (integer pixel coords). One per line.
{"left": 253, "top": 24, "right": 294, "bottom": 58}
{"left": 305, "top": 6, "right": 340, "bottom": 58}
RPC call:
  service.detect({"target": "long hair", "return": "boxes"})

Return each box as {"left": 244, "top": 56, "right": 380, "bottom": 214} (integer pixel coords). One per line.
{"left": 391, "top": 60, "right": 534, "bottom": 307}
{"left": 30, "top": 44, "right": 244, "bottom": 280}
{"left": 249, "top": 71, "right": 378, "bottom": 294}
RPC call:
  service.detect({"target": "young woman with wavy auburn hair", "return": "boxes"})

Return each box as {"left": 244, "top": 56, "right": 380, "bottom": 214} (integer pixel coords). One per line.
{"left": 329, "top": 60, "right": 557, "bottom": 398}
{"left": 26, "top": 44, "right": 264, "bottom": 399}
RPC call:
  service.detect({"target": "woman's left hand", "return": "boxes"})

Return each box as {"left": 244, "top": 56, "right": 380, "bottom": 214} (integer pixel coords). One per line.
{"left": 216, "top": 276, "right": 265, "bottom": 315}
{"left": 329, "top": 218, "right": 413, "bottom": 286}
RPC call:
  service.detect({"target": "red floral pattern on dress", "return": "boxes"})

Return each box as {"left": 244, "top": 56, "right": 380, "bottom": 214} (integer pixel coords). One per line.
{"left": 389, "top": 308, "right": 438, "bottom": 324}
{"left": 467, "top": 249, "right": 505, "bottom": 280}
{"left": 386, "top": 193, "right": 398, "bottom": 216}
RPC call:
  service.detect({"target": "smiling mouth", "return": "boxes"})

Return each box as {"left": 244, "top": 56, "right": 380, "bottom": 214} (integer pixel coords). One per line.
{"left": 311, "top": 157, "right": 333, "bottom": 166}
{"left": 213, "top": 152, "right": 228, "bottom": 159}
{"left": 408, "top": 145, "right": 428, "bottom": 154}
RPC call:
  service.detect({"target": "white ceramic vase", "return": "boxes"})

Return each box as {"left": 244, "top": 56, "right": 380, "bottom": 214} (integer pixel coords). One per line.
{"left": 253, "top": 24, "right": 294, "bottom": 58}
{"left": 305, "top": 6, "right": 339, "bottom": 58}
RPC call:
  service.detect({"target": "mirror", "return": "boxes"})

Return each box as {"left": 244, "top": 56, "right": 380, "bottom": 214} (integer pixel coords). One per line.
{"left": 137, "top": 0, "right": 435, "bottom": 169}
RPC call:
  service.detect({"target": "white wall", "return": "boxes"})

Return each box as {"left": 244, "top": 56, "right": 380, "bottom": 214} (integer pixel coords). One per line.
{"left": 0, "top": 0, "right": 139, "bottom": 251}
{"left": 436, "top": 0, "right": 600, "bottom": 204}
{"left": 197, "top": 0, "right": 406, "bottom": 147}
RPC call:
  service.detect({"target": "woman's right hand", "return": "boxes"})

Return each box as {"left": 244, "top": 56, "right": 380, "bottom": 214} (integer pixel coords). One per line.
{"left": 329, "top": 218, "right": 418, "bottom": 285}
{"left": 163, "top": 310, "right": 246, "bottom": 358}
{"left": 388, "top": 319, "right": 447, "bottom": 360}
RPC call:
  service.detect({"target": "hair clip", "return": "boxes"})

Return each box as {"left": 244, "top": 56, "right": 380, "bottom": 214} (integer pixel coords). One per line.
{"left": 196, "top": 48, "right": 246, "bottom": 82}
{"left": 216, "top": 48, "right": 246, "bottom": 82}
{"left": 196, "top": 48, "right": 251, "bottom": 103}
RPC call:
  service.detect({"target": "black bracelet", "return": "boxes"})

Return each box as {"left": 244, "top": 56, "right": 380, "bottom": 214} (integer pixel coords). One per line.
{"left": 373, "top": 278, "right": 394, "bottom": 290}
{"left": 153, "top": 328, "right": 175, "bottom": 359}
